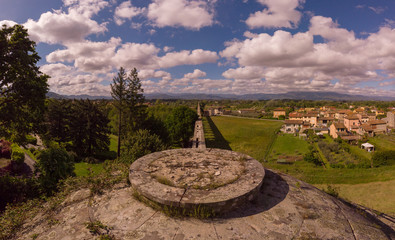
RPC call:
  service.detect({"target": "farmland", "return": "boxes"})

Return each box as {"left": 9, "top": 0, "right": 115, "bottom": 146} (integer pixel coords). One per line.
{"left": 204, "top": 115, "right": 395, "bottom": 216}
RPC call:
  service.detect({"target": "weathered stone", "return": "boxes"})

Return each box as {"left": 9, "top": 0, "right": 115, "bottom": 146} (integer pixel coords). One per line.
{"left": 13, "top": 149, "right": 395, "bottom": 240}
{"left": 129, "top": 149, "right": 265, "bottom": 213}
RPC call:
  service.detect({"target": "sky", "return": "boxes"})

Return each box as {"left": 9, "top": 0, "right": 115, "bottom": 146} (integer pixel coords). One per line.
{"left": 1, "top": 0, "right": 395, "bottom": 97}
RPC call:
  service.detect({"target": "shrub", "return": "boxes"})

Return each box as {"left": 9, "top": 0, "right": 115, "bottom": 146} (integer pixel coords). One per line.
{"left": 11, "top": 144, "right": 25, "bottom": 165}
{"left": 372, "top": 150, "right": 395, "bottom": 167}
{"left": 0, "top": 175, "right": 40, "bottom": 211}
{"left": 120, "top": 129, "right": 165, "bottom": 164}
{"left": 303, "top": 150, "right": 321, "bottom": 166}
{"left": 35, "top": 147, "right": 75, "bottom": 195}
{"left": 25, "top": 135, "right": 37, "bottom": 145}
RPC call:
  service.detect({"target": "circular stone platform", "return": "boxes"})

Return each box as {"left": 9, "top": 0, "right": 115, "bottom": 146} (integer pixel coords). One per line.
{"left": 129, "top": 148, "right": 265, "bottom": 213}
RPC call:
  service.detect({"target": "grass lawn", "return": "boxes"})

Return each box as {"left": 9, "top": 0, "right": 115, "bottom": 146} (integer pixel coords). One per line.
{"left": 110, "top": 134, "right": 118, "bottom": 152}
{"left": 267, "top": 134, "right": 309, "bottom": 163}
{"left": 314, "top": 180, "right": 395, "bottom": 216}
{"left": 207, "top": 116, "right": 283, "bottom": 161}
{"left": 271, "top": 134, "right": 310, "bottom": 156}
{"left": 74, "top": 162, "right": 105, "bottom": 177}
{"left": 368, "top": 134, "right": 395, "bottom": 151}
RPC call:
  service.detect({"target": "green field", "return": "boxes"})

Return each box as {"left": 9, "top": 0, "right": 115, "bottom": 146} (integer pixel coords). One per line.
{"left": 73, "top": 134, "right": 118, "bottom": 177}
{"left": 74, "top": 162, "right": 105, "bottom": 177}
{"left": 206, "top": 116, "right": 283, "bottom": 161}
{"left": 267, "top": 134, "right": 310, "bottom": 163}
{"left": 368, "top": 134, "right": 395, "bottom": 151}
{"left": 204, "top": 116, "right": 395, "bottom": 215}
{"left": 314, "top": 180, "right": 395, "bottom": 216}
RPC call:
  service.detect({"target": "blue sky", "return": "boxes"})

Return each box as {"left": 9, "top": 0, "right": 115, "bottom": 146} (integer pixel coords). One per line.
{"left": 1, "top": 0, "right": 395, "bottom": 96}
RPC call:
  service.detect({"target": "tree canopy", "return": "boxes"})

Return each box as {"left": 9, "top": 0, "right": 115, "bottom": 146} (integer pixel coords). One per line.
{"left": 0, "top": 24, "right": 49, "bottom": 143}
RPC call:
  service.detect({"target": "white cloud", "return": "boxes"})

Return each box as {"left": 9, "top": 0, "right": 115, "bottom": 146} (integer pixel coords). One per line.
{"left": 47, "top": 37, "right": 121, "bottom": 73}
{"left": 159, "top": 49, "right": 218, "bottom": 68}
{"left": 184, "top": 69, "right": 206, "bottom": 79}
{"left": 112, "top": 42, "right": 161, "bottom": 69}
{"left": 220, "top": 15, "right": 395, "bottom": 93}
{"left": 246, "top": 0, "right": 304, "bottom": 29}
{"left": 23, "top": 6, "right": 107, "bottom": 44}
{"left": 40, "top": 63, "right": 110, "bottom": 96}
{"left": 147, "top": 0, "right": 214, "bottom": 30}
{"left": 0, "top": 20, "right": 18, "bottom": 27}
{"left": 114, "top": 1, "right": 145, "bottom": 25}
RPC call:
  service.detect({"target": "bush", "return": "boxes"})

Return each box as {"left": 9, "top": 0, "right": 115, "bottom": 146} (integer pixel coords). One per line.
{"left": 11, "top": 144, "right": 25, "bottom": 165}
{"left": 372, "top": 150, "right": 395, "bottom": 167}
{"left": 25, "top": 135, "right": 37, "bottom": 145}
{"left": 120, "top": 129, "right": 165, "bottom": 164}
{"left": 303, "top": 150, "right": 321, "bottom": 166}
{"left": 36, "top": 147, "right": 75, "bottom": 194}
{"left": 0, "top": 175, "right": 40, "bottom": 211}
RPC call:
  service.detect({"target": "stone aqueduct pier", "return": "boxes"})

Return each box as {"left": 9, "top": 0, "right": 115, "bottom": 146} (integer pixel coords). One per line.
{"left": 191, "top": 102, "right": 206, "bottom": 149}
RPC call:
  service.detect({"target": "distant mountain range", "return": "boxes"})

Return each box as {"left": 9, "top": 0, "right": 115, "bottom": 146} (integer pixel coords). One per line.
{"left": 46, "top": 91, "right": 395, "bottom": 101}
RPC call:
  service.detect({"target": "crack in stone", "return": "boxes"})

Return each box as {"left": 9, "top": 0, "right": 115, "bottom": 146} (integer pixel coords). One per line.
{"left": 133, "top": 211, "right": 158, "bottom": 232}
{"left": 331, "top": 199, "right": 357, "bottom": 240}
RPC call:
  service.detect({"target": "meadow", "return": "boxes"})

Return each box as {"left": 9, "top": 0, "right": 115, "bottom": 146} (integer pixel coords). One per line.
{"left": 73, "top": 134, "right": 118, "bottom": 177}
{"left": 204, "top": 115, "right": 395, "bottom": 215}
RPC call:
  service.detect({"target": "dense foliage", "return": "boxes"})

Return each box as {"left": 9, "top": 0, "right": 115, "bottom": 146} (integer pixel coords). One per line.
{"left": 35, "top": 147, "right": 75, "bottom": 194}
{"left": 372, "top": 150, "right": 395, "bottom": 167}
{"left": 121, "top": 129, "right": 165, "bottom": 163}
{"left": 165, "top": 106, "right": 198, "bottom": 147}
{"left": 0, "top": 24, "right": 49, "bottom": 143}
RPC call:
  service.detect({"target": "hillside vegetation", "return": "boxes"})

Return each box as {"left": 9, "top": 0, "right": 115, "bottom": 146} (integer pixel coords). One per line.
{"left": 204, "top": 115, "right": 395, "bottom": 216}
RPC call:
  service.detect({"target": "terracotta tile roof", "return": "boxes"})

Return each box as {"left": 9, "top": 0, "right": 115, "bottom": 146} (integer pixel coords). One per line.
{"left": 284, "top": 120, "right": 304, "bottom": 124}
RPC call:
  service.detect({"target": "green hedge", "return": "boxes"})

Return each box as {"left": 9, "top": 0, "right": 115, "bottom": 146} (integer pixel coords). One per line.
{"left": 11, "top": 144, "right": 25, "bottom": 165}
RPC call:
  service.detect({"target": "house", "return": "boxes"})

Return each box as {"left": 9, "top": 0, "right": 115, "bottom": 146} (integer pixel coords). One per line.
{"left": 335, "top": 110, "right": 349, "bottom": 121}
{"left": 358, "top": 120, "right": 387, "bottom": 136}
{"left": 329, "top": 122, "right": 347, "bottom": 139}
{"left": 289, "top": 112, "right": 304, "bottom": 120}
{"left": 367, "top": 113, "right": 376, "bottom": 121}
{"left": 368, "top": 120, "right": 387, "bottom": 134}
{"left": 273, "top": 108, "right": 286, "bottom": 119}
{"left": 303, "top": 114, "right": 318, "bottom": 126}
{"left": 386, "top": 111, "right": 395, "bottom": 128}
{"left": 357, "top": 114, "right": 369, "bottom": 124}
{"left": 317, "top": 117, "right": 334, "bottom": 127}
{"left": 281, "top": 120, "right": 304, "bottom": 134}
{"left": 344, "top": 115, "right": 360, "bottom": 131}
{"left": 376, "top": 110, "right": 385, "bottom": 116}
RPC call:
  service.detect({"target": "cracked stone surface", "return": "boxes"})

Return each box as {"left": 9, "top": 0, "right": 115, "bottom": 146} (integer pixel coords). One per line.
{"left": 15, "top": 167, "right": 394, "bottom": 240}
{"left": 129, "top": 149, "right": 265, "bottom": 213}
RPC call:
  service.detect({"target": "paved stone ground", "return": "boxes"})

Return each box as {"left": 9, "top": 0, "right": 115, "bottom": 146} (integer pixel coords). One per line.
{"left": 15, "top": 169, "right": 394, "bottom": 240}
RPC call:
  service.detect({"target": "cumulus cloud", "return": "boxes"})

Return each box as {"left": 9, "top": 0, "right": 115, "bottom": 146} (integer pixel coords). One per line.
{"left": 147, "top": 0, "right": 214, "bottom": 30}
{"left": 40, "top": 63, "right": 110, "bottom": 95}
{"left": 24, "top": 0, "right": 108, "bottom": 44}
{"left": 184, "top": 69, "right": 206, "bottom": 79}
{"left": 114, "top": 1, "right": 145, "bottom": 25}
{"left": 246, "top": 0, "right": 304, "bottom": 29}
{"left": 158, "top": 49, "right": 219, "bottom": 68}
{"left": 220, "top": 15, "right": 395, "bottom": 94}
{"left": 0, "top": 20, "right": 17, "bottom": 27}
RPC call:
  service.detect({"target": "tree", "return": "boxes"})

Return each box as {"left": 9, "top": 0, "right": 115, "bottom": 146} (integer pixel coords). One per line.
{"left": 0, "top": 24, "right": 49, "bottom": 143}
{"left": 69, "top": 99, "right": 110, "bottom": 157}
{"left": 45, "top": 99, "right": 73, "bottom": 143}
{"left": 165, "top": 106, "right": 198, "bottom": 147}
{"left": 111, "top": 67, "right": 145, "bottom": 158}
{"left": 111, "top": 67, "right": 128, "bottom": 158}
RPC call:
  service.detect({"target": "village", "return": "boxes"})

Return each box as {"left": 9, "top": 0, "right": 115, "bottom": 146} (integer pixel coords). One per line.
{"left": 203, "top": 104, "right": 395, "bottom": 152}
